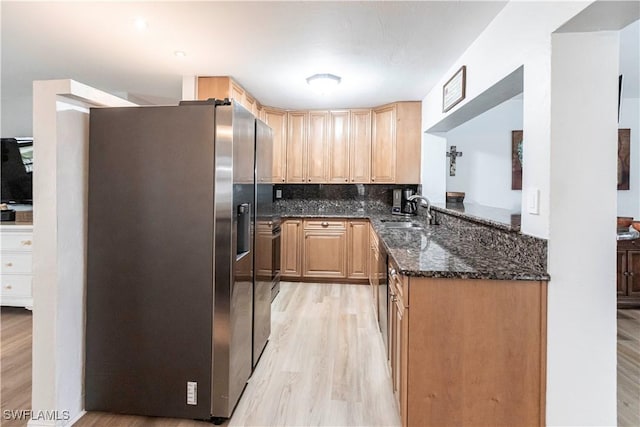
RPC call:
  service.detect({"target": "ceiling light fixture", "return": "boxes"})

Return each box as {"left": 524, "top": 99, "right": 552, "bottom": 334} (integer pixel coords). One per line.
{"left": 306, "top": 73, "right": 341, "bottom": 94}
{"left": 134, "top": 18, "right": 148, "bottom": 31}
{"left": 174, "top": 51, "right": 187, "bottom": 58}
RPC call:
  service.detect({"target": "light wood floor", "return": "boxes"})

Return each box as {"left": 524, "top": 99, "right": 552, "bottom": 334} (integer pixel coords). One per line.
{"left": 1, "top": 307, "right": 32, "bottom": 427}
{"left": 2, "top": 293, "right": 639, "bottom": 426}
{"left": 617, "top": 308, "right": 640, "bottom": 427}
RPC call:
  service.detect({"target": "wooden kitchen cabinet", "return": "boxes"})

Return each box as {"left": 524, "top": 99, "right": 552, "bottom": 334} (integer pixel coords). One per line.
{"left": 281, "top": 219, "right": 303, "bottom": 278}
{"left": 280, "top": 218, "right": 370, "bottom": 283}
{"left": 197, "top": 76, "right": 250, "bottom": 110}
{"left": 372, "top": 102, "right": 421, "bottom": 184}
{"left": 306, "top": 111, "right": 329, "bottom": 183}
{"left": 617, "top": 239, "right": 640, "bottom": 306}
{"left": 263, "top": 107, "right": 288, "bottom": 183}
{"left": 347, "top": 220, "right": 369, "bottom": 279}
{"left": 349, "top": 109, "right": 372, "bottom": 183}
{"left": 371, "top": 104, "right": 396, "bottom": 183}
{"left": 303, "top": 219, "right": 347, "bottom": 279}
{"left": 286, "top": 111, "right": 307, "bottom": 183}
{"left": 389, "top": 270, "right": 547, "bottom": 427}
{"left": 328, "top": 110, "right": 351, "bottom": 183}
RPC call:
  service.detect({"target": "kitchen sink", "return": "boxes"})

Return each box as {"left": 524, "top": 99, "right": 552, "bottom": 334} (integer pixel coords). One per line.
{"left": 383, "top": 221, "right": 424, "bottom": 229}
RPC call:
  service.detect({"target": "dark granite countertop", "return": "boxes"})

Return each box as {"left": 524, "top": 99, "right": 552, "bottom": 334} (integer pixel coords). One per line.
{"left": 277, "top": 205, "right": 549, "bottom": 281}
{"left": 431, "top": 202, "right": 521, "bottom": 232}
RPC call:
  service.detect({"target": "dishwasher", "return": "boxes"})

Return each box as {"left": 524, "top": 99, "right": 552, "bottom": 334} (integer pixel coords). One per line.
{"left": 377, "top": 241, "right": 389, "bottom": 358}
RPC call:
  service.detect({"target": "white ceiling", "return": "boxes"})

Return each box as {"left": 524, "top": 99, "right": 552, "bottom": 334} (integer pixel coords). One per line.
{"left": 1, "top": 1, "right": 508, "bottom": 110}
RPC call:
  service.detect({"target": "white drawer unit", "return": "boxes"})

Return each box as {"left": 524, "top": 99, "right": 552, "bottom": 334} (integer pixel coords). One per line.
{"left": 0, "top": 224, "right": 33, "bottom": 309}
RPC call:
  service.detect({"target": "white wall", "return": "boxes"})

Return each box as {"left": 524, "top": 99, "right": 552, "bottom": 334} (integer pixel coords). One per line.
{"left": 31, "top": 80, "right": 134, "bottom": 427}
{"left": 422, "top": 1, "right": 591, "bottom": 238}
{"left": 547, "top": 31, "right": 619, "bottom": 426}
{"left": 617, "top": 97, "right": 639, "bottom": 217}
{"left": 445, "top": 97, "right": 522, "bottom": 210}
{"left": 420, "top": 132, "right": 447, "bottom": 203}
{"left": 1, "top": 94, "right": 33, "bottom": 136}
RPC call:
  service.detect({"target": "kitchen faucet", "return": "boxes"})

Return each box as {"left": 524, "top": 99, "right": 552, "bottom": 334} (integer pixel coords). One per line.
{"left": 407, "top": 194, "right": 434, "bottom": 224}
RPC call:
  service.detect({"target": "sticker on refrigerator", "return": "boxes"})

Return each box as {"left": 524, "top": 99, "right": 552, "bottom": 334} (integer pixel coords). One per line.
{"left": 187, "top": 381, "right": 197, "bottom": 405}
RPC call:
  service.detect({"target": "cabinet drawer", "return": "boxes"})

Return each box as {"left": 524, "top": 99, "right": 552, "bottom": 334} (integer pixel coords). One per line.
{"left": 304, "top": 219, "right": 346, "bottom": 230}
{"left": 389, "top": 260, "right": 408, "bottom": 307}
{"left": 1, "top": 233, "right": 33, "bottom": 251}
{"left": 1, "top": 253, "right": 32, "bottom": 274}
{"left": 1, "top": 275, "right": 32, "bottom": 297}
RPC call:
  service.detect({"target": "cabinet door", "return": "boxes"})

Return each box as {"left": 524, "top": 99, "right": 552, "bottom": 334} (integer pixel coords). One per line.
{"left": 628, "top": 250, "right": 640, "bottom": 296}
{"left": 372, "top": 104, "right": 396, "bottom": 183}
{"left": 244, "top": 95, "right": 256, "bottom": 116}
{"left": 197, "top": 76, "right": 230, "bottom": 100}
{"left": 617, "top": 250, "right": 628, "bottom": 296}
{"left": 328, "top": 110, "right": 350, "bottom": 183}
{"left": 307, "top": 111, "right": 329, "bottom": 183}
{"left": 303, "top": 230, "right": 347, "bottom": 278}
{"left": 350, "top": 109, "right": 372, "bottom": 183}
{"left": 230, "top": 81, "right": 245, "bottom": 105}
{"left": 264, "top": 108, "right": 288, "bottom": 183}
{"left": 287, "top": 112, "right": 307, "bottom": 183}
{"left": 348, "top": 220, "right": 369, "bottom": 279}
{"left": 398, "top": 297, "right": 409, "bottom": 427}
{"left": 281, "top": 220, "right": 302, "bottom": 278}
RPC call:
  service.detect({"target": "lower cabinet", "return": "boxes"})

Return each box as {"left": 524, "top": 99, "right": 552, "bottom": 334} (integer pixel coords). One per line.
{"left": 303, "top": 222, "right": 347, "bottom": 278}
{"left": 1, "top": 224, "right": 34, "bottom": 309}
{"left": 281, "top": 219, "right": 303, "bottom": 278}
{"left": 388, "top": 258, "right": 547, "bottom": 427}
{"left": 617, "top": 239, "right": 640, "bottom": 306}
{"left": 281, "top": 218, "right": 369, "bottom": 282}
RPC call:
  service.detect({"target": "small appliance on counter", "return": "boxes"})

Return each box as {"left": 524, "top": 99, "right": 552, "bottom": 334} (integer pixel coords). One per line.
{"left": 0, "top": 204, "right": 15, "bottom": 222}
{"left": 392, "top": 188, "right": 418, "bottom": 216}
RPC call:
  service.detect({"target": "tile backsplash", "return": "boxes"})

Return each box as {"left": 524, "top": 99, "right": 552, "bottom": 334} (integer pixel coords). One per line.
{"left": 274, "top": 184, "right": 419, "bottom": 205}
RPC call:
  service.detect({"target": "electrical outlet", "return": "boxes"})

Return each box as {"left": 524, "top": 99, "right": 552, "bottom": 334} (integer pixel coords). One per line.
{"left": 527, "top": 188, "right": 539, "bottom": 215}
{"left": 187, "top": 381, "right": 197, "bottom": 405}
{"left": 275, "top": 189, "right": 282, "bottom": 199}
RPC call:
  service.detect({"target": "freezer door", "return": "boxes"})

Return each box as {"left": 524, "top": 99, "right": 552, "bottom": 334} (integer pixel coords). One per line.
{"left": 253, "top": 119, "right": 273, "bottom": 367}
{"left": 212, "top": 102, "right": 255, "bottom": 418}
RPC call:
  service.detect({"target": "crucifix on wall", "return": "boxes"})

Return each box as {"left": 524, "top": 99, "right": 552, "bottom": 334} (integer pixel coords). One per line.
{"left": 446, "top": 145, "right": 463, "bottom": 176}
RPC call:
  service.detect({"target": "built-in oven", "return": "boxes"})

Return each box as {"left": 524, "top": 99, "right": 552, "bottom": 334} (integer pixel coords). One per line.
{"left": 377, "top": 241, "right": 389, "bottom": 358}
{"left": 270, "top": 217, "right": 281, "bottom": 301}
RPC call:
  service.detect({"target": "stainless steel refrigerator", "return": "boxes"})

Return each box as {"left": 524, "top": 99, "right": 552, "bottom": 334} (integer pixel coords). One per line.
{"left": 85, "top": 99, "right": 270, "bottom": 422}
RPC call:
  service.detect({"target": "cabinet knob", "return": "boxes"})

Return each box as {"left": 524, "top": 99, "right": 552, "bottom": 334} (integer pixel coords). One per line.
{"left": 391, "top": 296, "right": 398, "bottom": 303}
{"left": 321, "top": 222, "right": 329, "bottom": 227}
{"left": 5, "top": 285, "right": 12, "bottom": 290}
{"left": 351, "top": 178, "right": 354, "bottom": 182}
{"left": 5, "top": 263, "right": 13, "bottom": 267}
{"left": 624, "top": 271, "right": 630, "bottom": 276}
{"left": 21, "top": 240, "right": 32, "bottom": 246}
{"left": 371, "top": 178, "right": 375, "bottom": 181}
{"left": 630, "top": 272, "right": 635, "bottom": 276}
{"left": 282, "top": 179, "right": 285, "bottom": 182}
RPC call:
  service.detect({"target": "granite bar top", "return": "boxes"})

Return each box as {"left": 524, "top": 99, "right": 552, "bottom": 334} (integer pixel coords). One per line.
{"left": 277, "top": 204, "right": 549, "bottom": 281}
{"left": 431, "top": 202, "right": 521, "bottom": 232}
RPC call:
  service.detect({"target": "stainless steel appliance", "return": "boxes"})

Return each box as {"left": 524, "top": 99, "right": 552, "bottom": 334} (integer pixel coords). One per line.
{"left": 85, "top": 100, "right": 265, "bottom": 423}
{"left": 376, "top": 238, "right": 389, "bottom": 356}
{"left": 253, "top": 119, "right": 278, "bottom": 368}
{"left": 402, "top": 188, "right": 417, "bottom": 215}
{"left": 392, "top": 189, "right": 402, "bottom": 214}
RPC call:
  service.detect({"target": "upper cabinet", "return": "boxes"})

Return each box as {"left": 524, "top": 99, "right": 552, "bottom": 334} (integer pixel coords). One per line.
{"left": 197, "top": 76, "right": 259, "bottom": 115}
{"left": 328, "top": 110, "right": 351, "bottom": 183}
{"left": 287, "top": 111, "right": 308, "bottom": 183}
{"left": 197, "top": 76, "right": 421, "bottom": 184}
{"left": 371, "top": 102, "right": 421, "bottom": 184}
{"left": 394, "top": 102, "right": 421, "bottom": 184}
{"left": 372, "top": 104, "right": 397, "bottom": 183}
{"left": 263, "top": 108, "right": 288, "bottom": 183}
{"left": 307, "top": 111, "right": 329, "bottom": 183}
{"left": 349, "top": 109, "right": 371, "bottom": 183}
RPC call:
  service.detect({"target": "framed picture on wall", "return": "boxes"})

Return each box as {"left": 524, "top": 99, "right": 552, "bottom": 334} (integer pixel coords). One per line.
{"left": 512, "top": 130, "right": 523, "bottom": 190}
{"left": 618, "top": 128, "right": 630, "bottom": 190}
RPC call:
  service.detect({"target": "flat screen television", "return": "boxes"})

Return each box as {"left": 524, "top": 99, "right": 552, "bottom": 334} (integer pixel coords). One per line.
{"left": 1, "top": 138, "right": 33, "bottom": 204}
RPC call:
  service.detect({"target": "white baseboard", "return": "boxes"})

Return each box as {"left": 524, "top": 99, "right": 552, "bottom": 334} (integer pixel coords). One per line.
{"left": 66, "top": 410, "right": 85, "bottom": 426}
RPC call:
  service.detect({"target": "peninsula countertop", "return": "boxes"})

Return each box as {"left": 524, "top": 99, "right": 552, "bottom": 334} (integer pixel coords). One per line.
{"left": 278, "top": 207, "right": 549, "bottom": 281}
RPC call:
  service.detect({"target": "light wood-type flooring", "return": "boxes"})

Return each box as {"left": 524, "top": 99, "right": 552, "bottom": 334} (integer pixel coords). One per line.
{"left": 618, "top": 308, "right": 640, "bottom": 427}
{"left": 2, "top": 292, "right": 639, "bottom": 426}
